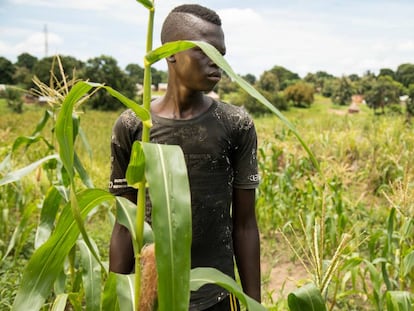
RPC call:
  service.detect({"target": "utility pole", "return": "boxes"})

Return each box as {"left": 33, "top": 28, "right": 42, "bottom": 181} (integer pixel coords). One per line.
{"left": 44, "top": 24, "right": 48, "bottom": 57}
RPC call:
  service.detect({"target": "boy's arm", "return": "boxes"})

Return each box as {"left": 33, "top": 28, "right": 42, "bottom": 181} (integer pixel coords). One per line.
{"left": 109, "top": 192, "right": 137, "bottom": 273}
{"left": 232, "top": 188, "right": 261, "bottom": 302}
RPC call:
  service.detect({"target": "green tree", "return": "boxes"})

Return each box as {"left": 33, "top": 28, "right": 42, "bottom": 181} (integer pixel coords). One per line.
{"left": 365, "top": 76, "right": 403, "bottom": 114}
{"left": 284, "top": 82, "right": 315, "bottom": 108}
{"left": 395, "top": 63, "right": 414, "bottom": 87}
{"left": 406, "top": 84, "right": 414, "bottom": 121}
{"left": 378, "top": 68, "right": 395, "bottom": 80}
{"left": 125, "top": 63, "right": 145, "bottom": 84}
{"left": 83, "top": 55, "right": 136, "bottom": 110}
{"left": 229, "top": 88, "right": 287, "bottom": 115}
{"left": 151, "top": 67, "right": 165, "bottom": 89}
{"left": 13, "top": 66, "right": 33, "bottom": 89}
{"left": 348, "top": 74, "right": 360, "bottom": 82}
{"left": 331, "top": 76, "right": 353, "bottom": 106}
{"left": 0, "top": 57, "right": 16, "bottom": 84}
{"left": 269, "top": 65, "right": 300, "bottom": 90}
{"left": 304, "top": 71, "right": 335, "bottom": 93}
{"left": 354, "top": 73, "right": 376, "bottom": 95}
{"left": 257, "top": 70, "right": 279, "bottom": 93}
{"left": 242, "top": 73, "right": 256, "bottom": 85}
{"left": 216, "top": 72, "right": 239, "bottom": 98}
{"left": 0, "top": 87, "right": 24, "bottom": 113}
{"left": 16, "top": 53, "right": 38, "bottom": 71}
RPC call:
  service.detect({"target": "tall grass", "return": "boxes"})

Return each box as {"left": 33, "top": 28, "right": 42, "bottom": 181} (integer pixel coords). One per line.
{"left": 1, "top": 96, "right": 413, "bottom": 310}
{"left": 256, "top": 103, "right": 414, "bottom": 309}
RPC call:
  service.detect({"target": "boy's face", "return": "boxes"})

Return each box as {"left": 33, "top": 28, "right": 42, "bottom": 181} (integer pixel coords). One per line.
{"left": 170, "top": 16, "right": 226, "bottom": 92}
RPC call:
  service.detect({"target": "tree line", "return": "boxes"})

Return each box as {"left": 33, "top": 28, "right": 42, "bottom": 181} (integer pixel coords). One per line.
{"left": 1, "top": 52, "right": 414, "bottom": 116}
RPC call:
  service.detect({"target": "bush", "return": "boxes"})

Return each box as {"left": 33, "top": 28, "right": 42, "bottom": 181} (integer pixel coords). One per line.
{"left": 0, "top": 87, "right": 24, "bottom": 113}
{"left": 284, "top": 82, "right": 314, "bottom": 108}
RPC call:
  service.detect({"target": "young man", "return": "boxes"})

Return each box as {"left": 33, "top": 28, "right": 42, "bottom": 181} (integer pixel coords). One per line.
{"left": 109, "top": 4, "right": 261, "bottom": 310}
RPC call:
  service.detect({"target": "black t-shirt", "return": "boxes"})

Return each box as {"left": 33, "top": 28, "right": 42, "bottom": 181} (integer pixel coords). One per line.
{"left": 109, "top": 100, "right": 259, "bottom": 310}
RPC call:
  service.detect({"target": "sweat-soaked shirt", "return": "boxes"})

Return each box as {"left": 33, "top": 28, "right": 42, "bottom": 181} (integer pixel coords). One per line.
{"left": 109, "top": 100, "right": 259, "bottom": 310}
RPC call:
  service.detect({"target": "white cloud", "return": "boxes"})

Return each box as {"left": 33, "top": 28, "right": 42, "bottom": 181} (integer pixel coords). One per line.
{"left": 397, "top": 40, "right": 414, "bottom": 52}
{"left": 10, "top": 0, "right": 118, "bottom": 11}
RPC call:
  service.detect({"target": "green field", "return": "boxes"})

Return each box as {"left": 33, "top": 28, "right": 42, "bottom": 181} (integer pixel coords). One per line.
{"left": 1, "top": 97, "right": 413, "bottom": 310}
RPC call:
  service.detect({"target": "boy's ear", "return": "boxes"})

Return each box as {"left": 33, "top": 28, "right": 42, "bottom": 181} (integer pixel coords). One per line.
{"left": 166, "top": 55, "right": 176, "bottom": 63}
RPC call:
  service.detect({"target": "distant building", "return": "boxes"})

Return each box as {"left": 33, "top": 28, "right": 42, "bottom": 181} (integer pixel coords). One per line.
{"left": 348, "top": 94, "right": 363, "bottom": 113}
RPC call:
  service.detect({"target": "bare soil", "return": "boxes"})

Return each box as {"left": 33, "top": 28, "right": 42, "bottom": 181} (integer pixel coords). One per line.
{"left": 261, "top": 234, "right": 310, "bottom": 303}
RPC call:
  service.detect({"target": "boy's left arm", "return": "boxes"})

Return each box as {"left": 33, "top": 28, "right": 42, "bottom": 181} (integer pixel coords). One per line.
{"left": 232, "top": 188, "right": 261, "bottom": 302}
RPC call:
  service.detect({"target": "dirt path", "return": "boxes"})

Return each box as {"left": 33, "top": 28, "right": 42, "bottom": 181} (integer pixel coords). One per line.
{"left": 261, "top": 235, "right": 311, "bottom": 303}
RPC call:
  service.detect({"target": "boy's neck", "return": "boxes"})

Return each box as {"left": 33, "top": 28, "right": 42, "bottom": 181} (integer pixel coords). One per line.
{"left": 151, "top": 89, "right": 213, "bottom": 120}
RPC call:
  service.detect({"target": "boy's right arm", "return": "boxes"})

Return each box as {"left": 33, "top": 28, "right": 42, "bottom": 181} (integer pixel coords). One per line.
{"left": 109, "top": 192, "right": 137, "bottom": 274}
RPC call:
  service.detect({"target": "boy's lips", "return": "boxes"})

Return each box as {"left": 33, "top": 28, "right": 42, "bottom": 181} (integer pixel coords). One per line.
{"left": 207, "top": 70, "right": 222, "bottom": 81}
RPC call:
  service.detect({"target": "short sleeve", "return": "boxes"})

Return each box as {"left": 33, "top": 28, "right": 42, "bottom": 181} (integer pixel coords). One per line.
{"left": 231, "top": 109, "right": 260, "bottom": 189}
{"left": 109, "top": 110, "right": 141, "bottom": 196}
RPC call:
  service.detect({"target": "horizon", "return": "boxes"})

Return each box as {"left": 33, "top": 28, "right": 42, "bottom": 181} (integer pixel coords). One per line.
{"left": 1, "top": 0, "right": 414, "bottom": 78}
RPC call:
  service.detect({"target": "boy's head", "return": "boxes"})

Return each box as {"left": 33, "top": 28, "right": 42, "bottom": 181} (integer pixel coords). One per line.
{"left": 161, "top": 4, "right": 222, "bottom": 44}
{"left": 161, "top": 4, "right": 226, "bottom": 91}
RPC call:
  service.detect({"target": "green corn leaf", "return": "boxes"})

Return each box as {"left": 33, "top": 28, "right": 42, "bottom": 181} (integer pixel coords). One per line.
{"left": 35, "top": 186, "right": 63, "bottom": 249}
{"left": 386, "top": 291, "right": 412, "bottom": 311}
{"left": 116, "top": 273, "right": 135, "bottom": 311}
{"left": 56, "top": 81, "right": 94, "bottom": 181}
{"left": 11, "top": 135, "right": 53, "bottom": 153}
{"left": 97, "top": 84, "right": 152, "bottom": 128}
{"left": 136, "top": 0, "right": 153, "bottom": 10}
{"left": 0, "top": 154, "right": 59, "bottom": 186}
{"left": 102, "top": 272, "right": 120, "bottom": 311}
{"left": 78, "top": 239, "right": 101, "bottom": 311}
{"left": 12, "top": 189, "right": 113, "bottom": 311}
{"left": 50, "top": 294, "right": 69, "bottom": 311}
{"left": 0, "top": 153, "right": 11, "bottom": 172}
{"left": 142, "top": 142, "right": 192, "bottom": 311}
{"left": 115, "top": 196, "right": 154, "bottom": 251}
{"left": 190, "top": 268, "right": 267, "bottom": 311}
{"left": 1, "top": 202, "right": 36, "bottom": 262}
{"left": 31, "top": 109, "right": 52, "bottom": 136}
{"left": 363, "top": 259, "right": 383, "bottom": 296}
{"left": 145, "top": 41, "right": 196, "bottom": 65}
{"left": 78, "top": 126, "right": 93, "bottom": 160}
{"left": 68, "top": 292, "right": 83, "bottom": 311}
{"left": 145, "top": 40, "right": 319, "bottom": 171}
{"left": 126, "top": 141, "right": 146, "bottom": 188}
{"left": 402, "top": 249, "right": 414, "bottom": 276}
{"left": 74, "top": 151, "right": 94, "bottom": 188}
{"left": 287, "top": 283, "right": 327, "bottom": 311}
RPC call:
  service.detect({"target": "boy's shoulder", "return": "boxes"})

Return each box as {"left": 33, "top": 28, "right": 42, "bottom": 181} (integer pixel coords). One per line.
{"left": 214, "top": 100, "right": 255, "bottom": 130}
{"left": 116, "top": 109, "right": 141, "bottom": 131}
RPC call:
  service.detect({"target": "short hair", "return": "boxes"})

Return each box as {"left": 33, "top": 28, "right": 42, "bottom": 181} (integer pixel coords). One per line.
{"left": 161, "top": 4, "right": 222, "bottom": 44}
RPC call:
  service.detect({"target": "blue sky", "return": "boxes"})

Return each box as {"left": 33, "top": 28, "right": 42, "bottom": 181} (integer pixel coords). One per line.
{"left": 1, "top": 0, "right": 413, "bottom": 78}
